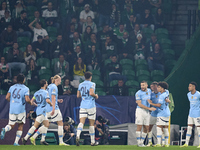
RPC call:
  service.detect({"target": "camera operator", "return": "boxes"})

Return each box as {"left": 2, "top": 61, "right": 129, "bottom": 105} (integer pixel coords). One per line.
{"left": 63, "top": 117, "right": 76, "bottom": 145}
{"left": 94, "top": 116, "right": 110, "bottom": 145}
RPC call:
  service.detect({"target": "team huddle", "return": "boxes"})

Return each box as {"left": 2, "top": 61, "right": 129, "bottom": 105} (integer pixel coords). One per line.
{"left": 0, "top": 73, "right": 200, "bottom": 147}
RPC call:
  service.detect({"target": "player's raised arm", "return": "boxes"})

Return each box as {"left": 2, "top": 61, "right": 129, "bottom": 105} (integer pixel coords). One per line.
{"left": 5, "top": 92, "right": 11, "bottom": 102}
{"left": 136, "top": 100, "right": 156, "bottom": 111}
{"left": 89, "top": 88, "right": 98, "bottom": 99}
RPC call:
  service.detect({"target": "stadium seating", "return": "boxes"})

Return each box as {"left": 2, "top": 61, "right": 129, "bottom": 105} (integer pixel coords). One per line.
{"left": 122, "top": 70, "right": 135, "bottom": 80}
{"left": 135, "top": 59, "right": 148, "bottom": 71}
{"left": 37, "top": 58, "right": 51, "bottom": 69}
{"left": 163, "top": 49, "right": 175, "bottom": 60}
{"left": 151, "top": 70, "right": 165, "bottom": 81}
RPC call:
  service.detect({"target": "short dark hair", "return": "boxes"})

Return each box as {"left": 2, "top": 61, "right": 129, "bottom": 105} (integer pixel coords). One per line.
{"left": 190, "top": 82, "right": 197, "bottom": 88}
{"left": 21, "top": 10, "right": 27, "bottom": 14}
{"left": 17, "top": 74, "right": 25, "bottom": 84}
{"left": 141, "top": 81, "right": 147, "bottom": 84}
{"left": 151, "top": 81, "right": 158, "bottom": 85}
{"left": 158, "top": 81, "right": 169, "bottom": 89}
{"left": 84, "top": 72, "right": 92, "bottom": 79}
{"left": 40, "top": 79, "right": 47, "bottom": 87}
{"left": 37, "top": 35, "right": 43, "bottom": 39}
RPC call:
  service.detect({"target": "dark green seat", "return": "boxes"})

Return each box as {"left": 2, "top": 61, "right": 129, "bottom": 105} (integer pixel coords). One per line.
{"left": 51, "top": 58, "right": 59, "bottom": 68}
{"left": 17, "top": 37, "right": 30, "bottom": 47}
{"left": 155, "top": 28, "right": 169, "bottom": 39}
{"left": 96, "top": 91, "right": 106, "bottom": 96}
{"left": 46, "top": 26, "right": 57, "bottom": 37}
{"left": 19, "top": 47, "right": 26, "bottom": 52}
{"left": 45, "top": 132, "right": 57, "bottom": 144}
{"left": 49, "top": 36, "right": 57, "bottom": 43}
{"left": 135, "top": 59, "right": 148, "bottom": 71}
{"left": 3, "top": 47, "right": 11, "bottom": 55}
{"left": 37, "top": 58, "right": 51, "bottom": 69}
{"left": 136, "top": 70, "right": 150, "bottom": 83}
{"left": 92, "top": 75, "right": 100, "bottom": 80}
{"left": 39, "top": 69, "right": 52, "bottom": 81}
{"left": 110, "top": 80, "right": 118, "bottom": 87}
{"left": 28, "top": 84, "right": 39, "bottom": 92}
{"left": 93, "top": 80, "right": 104, "bottom": 87}
{"left": 163, "top": 49, "right": 175, "bottom": 60}
{"left": 104, "top": 59, "right": 111, "bottom": 66}
{"left": 120, "top": 59, "right": 133, "bottom": 66}
{"left": 122, "top": 65, "right": 133, "bottom": 71}
{"left": 122, "top": 70, "right": 135, "bottom": 80}
{"left": 0, "top": 89, "right": 7, "bottom": 95}
{"left": 26, "top": 6, "right": 37, "bottom": 15}
{"left": 142, "top": 28, "right": 154, "bottom": 39}
{"left": 125, "top": 80, "right": 139, "bottom": 88}
{"left": 159, "top": 39, "right": 172, "bottom": 49}
{"left": 91, "top": 70, "right": 101, "bottom": 76}
{"left": 151, "top": 70, "right": 164, "bottom": 81}
{"left": 128, "top": 88, "right": 137, "bottom": 96}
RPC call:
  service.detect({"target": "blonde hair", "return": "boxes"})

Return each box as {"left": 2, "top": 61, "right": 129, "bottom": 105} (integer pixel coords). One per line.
{"left": 51, "top": 75, "right": 60, "bottom": 83}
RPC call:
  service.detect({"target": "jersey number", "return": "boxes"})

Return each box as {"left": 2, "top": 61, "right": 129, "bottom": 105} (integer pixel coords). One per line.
{"left": 80, "top": 87, "right": 89, "bottom": 97}
{"left": 12, "top": 88, "right": 21, "bottom": 99}
{"left": 35, "top": 94, "right": 43, "bottom": 104}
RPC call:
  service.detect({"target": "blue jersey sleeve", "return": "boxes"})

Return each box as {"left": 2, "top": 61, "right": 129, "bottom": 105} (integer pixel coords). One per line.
{"left": 135, "top": 91, "right": 141, "bottom": 100}
{"left": 90, "top": 83, "right": 95, "bottom": 90}
{"left": 24, "top": 87, "right": 30, "bottom": 96}
{"left": 46, "top": 91, "right": 50, "bottom": 99}
{"left": 51, "top": 86, "right": 57, "bottom": 95}
{"left": 8, "top": 86, "right": 12, "bottom": 93}
{"left": 78, "top": 84, "right": 81, "bottom": 91}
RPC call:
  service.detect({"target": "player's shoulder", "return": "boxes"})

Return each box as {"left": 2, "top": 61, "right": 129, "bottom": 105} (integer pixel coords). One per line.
{"left": 187, "top": 92, "right": 191, "bottom": 96}
{"left": 135, "top": 89, "right": 141, "bottom": 95}
{"left": 196, "top": 91, "right": 200, "bottom": 95}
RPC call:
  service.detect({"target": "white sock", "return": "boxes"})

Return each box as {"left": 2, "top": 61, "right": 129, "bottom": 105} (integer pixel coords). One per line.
{"left": 58, "top": 126, "right": 63, "bottom": 144}
{"left": 162, "top": 132, "right": 165, "bottom": 145}
{"left": 32, "top": 125, "right": 45, "bottom": 139}
{"left": 197, "top": 127, "right": 200, "bottom": 145}
{"left": 76, "top": 123, "right": 83, "bottom": 139}
{"left": 148, "top": 131, "right": 152, "bottom": 143}
{"left": 89, "top": 126, "right": 95, "bottom": 144}
{"left": 163, "top": 128, "right": 169, "bottom": 145}
{"left": 24, "top": 126, "right": 36, "bottom": 140}
{"left": 136, "top": 131, "right": 141, "bottom": 145}
{"left": 5, "top": 125, "right": 11, "bottom": 132}
{"left": 41, "top": 126, "right": 48, "bottom": 142}
{"left": 14, "top": 130, "right": 22, "bottom": 144}
{"left": 185, "top": 126, "right": 192, "bottom": 145}
{"left": 141, "top": 132, "right": 147, "bottom": 144}
{"left": 157, "top": 127, "right": 162, "bottom": 145}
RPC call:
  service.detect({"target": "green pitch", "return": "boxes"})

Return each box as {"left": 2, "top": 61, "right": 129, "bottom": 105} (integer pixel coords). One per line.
{"left": 0, "top": 145, "right": 199, "bottom": 150}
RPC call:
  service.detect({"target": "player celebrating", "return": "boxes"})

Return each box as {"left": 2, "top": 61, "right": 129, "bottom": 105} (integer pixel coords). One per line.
{"left": 135, "top": 81, "right": 156, "bottom": 147}
{"left": 1, "top": 74, "right": 31, "bottom": 146}
{"left": 76, "top": 72, "right": 98, "bottom": 146}
{"left": 180, "top": 82, "right": 200, "bottom": 148}
{"left": 148, "top": 81, "right": 170, "bottom": 147}
{"left": 22, "top": 79, "right": 52, "bottom": 145}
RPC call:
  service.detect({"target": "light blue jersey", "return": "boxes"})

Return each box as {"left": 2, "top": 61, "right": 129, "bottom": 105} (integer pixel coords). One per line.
{"left": 34, "top": 89, "right": 50, "bottom": 116}
{"left": 135, "top": 88, "right": 151, "bottom": 108}
{"left": 187, "top": 91, "right": 200, "bottom": 118}
{"left": 157, "top": 90, "right": 170, "bottom": 117}
{"left": 8, "top": 84, "right": 29, "bottom": 114}
{"left": 150, "top": 92, "right": 161, "bottom": 117}
{"left": 78, "top": 80, "right": 96, "bottom": 109}
{"left": 46, "top": 83, "right": 59, "bottom": 113}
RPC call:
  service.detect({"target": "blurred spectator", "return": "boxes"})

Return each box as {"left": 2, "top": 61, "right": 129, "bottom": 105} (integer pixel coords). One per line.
{"left": 24, "top": 44, "right": 36, "bottom": 65}
{"left": 145, "top": 33, "right": 159, "bottom": 58}
{"left": 0, "top": 1, "right": 10, "bottom": 19}
{"left": 82, "top": 26, "right": 92, "bottom": 44}
{"left": 73, "top": 57, "right": 86, "bottom": 81}
{"left": 118, "top": 32, "right": 134, "bottom": 54}
{"left": 86, "top": 45, "right": 101, "bottom": 71}
{"left": 113, "top": 23, "right": 127, "bottom": 40}
{"left": 54, "top": 54, "right": 69, "bottom": 80}
{"left": 149, "top": 0, "right": 162, "bottom": 8}
{"left": 113, "top": 80, "right": 128, "bottom": 96}
{"left": 42, "top": 2, "right": 59, "bottom": 28}
{"left": 109, "top": 3, "right": 120, "bottom": 29}
{"left": 0, "top": 25, "right": 17, "bottom": 53}
{"left": 82, "top": 16, "right": 97, "bottom": 34}
{"left": 28, "top": 10, "right": 45, "bottom": 28}
{"left": 71, "top": 45, "right": 85, "bottom": 65}
{"left": 63, "top": 122, "right": 76, "bottom": 145}
{"left": 79, "top": 4, "right": 94, "bottom": 24}
{"left": 29, "top": 19, "right": 49, "bottom": 42}
{"left": 25, "top": 58, "right": 39, "bottom": 85}
{"left": 119, "top": 50, "right": 133, "bottom": 60}
{"left": 133, "top": 0, "right": 151, "bottom": 17}
{"left": 129, "top": 23, "right": 143, "bottom": 41}
{"left": 107, "top": 55, "right": 126, "bottom": 83}
{"left": 102, "top": 35, "right": 117, "bottom": 59}
{"left": 126, "top": 14, "right": 137, "bottom": 32}
{"left": 134, "top": 34, "right": 145, "bottom": 60}
{"left": 12, "top": 1, "right": 25, "bottom": 19}
{"left": 97, "top": 24, "right": 112, "bottom": 44}
{"left": 154, "top": 8, "right": 165, "bottom": 29}
{"left": 62, "top": 78, "right": 72, "bottom": 95}
{"left": 14, "top": 10, "right": 31, "bottom": 38}
{"left": 32, "top": 35, "right": 48, "bottom": 58}
{"left": 84, "top": 33, "right": 100, "bottom": 54}
{"left": 0, "top": 10, "right": 14, "bottom": 33}
{"left": 147, "top": 43, "right": 164, "bottom": 72}
{"left": 0, "top": 56, "right": 9, "bottom": 82}
{"left": 140, "top": 8, "right": 155, "bottom": 31}
{"left": 50, "top": 35, "right": 66, "bottom": 59}
{"left": 97, "top": 0, "right": 112, "bottom": 27}
{"left": 66, "top": 23, "right": 76, "bottom": 41}
{"left": 121, "top": 4, "right": 133, "bottom": 24}
{"left": 1, "top": 75, "right": 13, "bottom": 91}
{"left": 68, "top": 32, "right": 82, "bottom": 53}
{"left": 7, "top": 42, "right": 26, "bottom": 77}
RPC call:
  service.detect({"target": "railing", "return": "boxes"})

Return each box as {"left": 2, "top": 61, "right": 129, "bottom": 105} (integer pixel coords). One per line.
{"left": 187, "top": 10, "right": 198, "bottom": 39}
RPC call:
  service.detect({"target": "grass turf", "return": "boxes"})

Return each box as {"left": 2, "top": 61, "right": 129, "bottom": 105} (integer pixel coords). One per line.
{"left": 0, "top": 145, "right": 199, "bottom": 150}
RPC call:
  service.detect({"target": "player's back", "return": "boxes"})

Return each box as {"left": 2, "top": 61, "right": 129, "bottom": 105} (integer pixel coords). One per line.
{"left": 46, "top": 83, "right": 58, "bottom": 112}
{"left": 157, "top": 91, "right": 170, "bottom": 117}
{"left": 150, "top": 92, "right": 161, "bottom": 117}
{"left": 78, "top": 80, "right": 96, "bottom": 109}
{"left": 9, "top": 84, "right": 29, "bottom": 114}
{"left": 34, "top": 89, "right": 49, "bottom": 116}
{"left": 135, "top": 88, "right": 151, "bottom": 108}
{"left": 187, "top": 91, "right": 200, "bottom": 118}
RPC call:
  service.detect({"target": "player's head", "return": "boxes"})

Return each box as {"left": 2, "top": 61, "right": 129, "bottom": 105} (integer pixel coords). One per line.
{"left": 140, "top": 81, "right": 148, "bottom": 91}
{"left": 188, "top": 82, "right": 197, "bottom": 92}
{"left": 151, "top": 81, "right": 158, "bottom": 92}
{"left": 51, "top": 75, "right": 61, "bottom": 86}
{"left": 17, "top": 74, "right": 25, "bottom": 84}
{"left": 84, "top": 71, "right": 92, "bottom": 81}
{"left": 157, "top": 81, "right": 168, "bottom": 93}
{"left": 40, "top": 79, "right": 48, "bottom": 89}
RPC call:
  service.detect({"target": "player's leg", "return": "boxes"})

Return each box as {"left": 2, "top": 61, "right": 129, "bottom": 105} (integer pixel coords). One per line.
{"left": 76, "top": 117, "right": 86, "bottom": 146}
{"left": 194, "top": 117, "right": 200, "bottom": 148}
{"left": 180, "top": 116, "right": 193, "bottom": 147}
{"left": 147, "top": 124, "right": 154, "bottom": 146}
{"left": 135, "top": 108, "right": 143, "bottom": 146}
{"left": 140, "top": 111, "right": 150, "bottom": 146}
{"left": 155, "top": 125, "right": 162, "bottom": 147}
{"left": 161, "top": 128, "right": 165, "bottom": 146}
{"left": 40, "top": 119, "right": 49, "bottom": 145}
{"left": 13, "top": 123, "right": 23, "bottom": 146}
{"left": 88, "top": 107, "right": 97, "bottom": 146}
{"left": 57, "top": 120, "right": 66, "bottom": 145}
{"left": 1, "top": 114, "right": 17, "bottom": 139}
{"left": 163, "top": 125, "right": 169, "bottom": 147}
